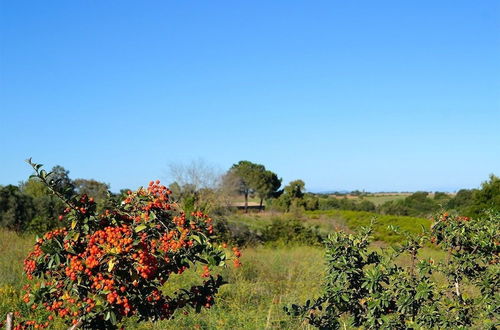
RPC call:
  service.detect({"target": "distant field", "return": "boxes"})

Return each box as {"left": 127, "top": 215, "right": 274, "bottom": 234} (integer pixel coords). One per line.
{"left": 328, "top": 193, "right": 410, "bottom": 206}
{"left": 360, "top": 194, "right": 410, "bottom": 206}
{"left": 328, "top": 192, "right": 456, "bottom": 206}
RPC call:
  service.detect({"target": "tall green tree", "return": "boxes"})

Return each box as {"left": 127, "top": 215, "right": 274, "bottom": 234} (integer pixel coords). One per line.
{"left": 255, "top": 170, "right": 282, "bottom": 211}
{"left": 468, "top": 174, "right": 500, "bottom": 216}
{"left": 272, "top": 180, "right": 306, "bottom": 212}
{"left": 47, "top": 165, "right": 75, "bottom": 198}
{"left": 284, "top": 180, "right": 305, "bottom": 199}
{"left": 229, "top": 161, "right": 265, "bottom": 212}
{"left": 73, "top": 179, "right": 110, "bottom": 202}
{"left": 0, "top": 185, "right": 34, "bottom": 231}
{"left": 20, "top": 178, "right": 64, "bottom": 233}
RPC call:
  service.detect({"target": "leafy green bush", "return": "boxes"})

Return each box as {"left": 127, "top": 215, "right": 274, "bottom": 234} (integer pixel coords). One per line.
{"left": 262, "top": 217, "right": 323, "bottom": 246}
{"left": 377, "top": 191, "right": 439, "bottom": 217}
{"left": 213, "top": 218, "right": 262, "bottom": 247}
{"left": 286, "top": 211, "right": 499, "bottom": 329}
{"left": 466, "top": 175, "right": 500, "bottom": 216}
{"left": 0, "top": 185, "right": 34, "bottom": 231}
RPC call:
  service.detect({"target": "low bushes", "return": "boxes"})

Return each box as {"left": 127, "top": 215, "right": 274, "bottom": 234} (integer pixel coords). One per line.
{"left": 306, "top": 210, "right": 430, "bottom": 243}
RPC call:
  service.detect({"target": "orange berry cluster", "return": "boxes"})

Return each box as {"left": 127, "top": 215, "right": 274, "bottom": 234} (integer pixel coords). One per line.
{"left": 135, "top": 248, "right": 158, "bottom": 279}
{"left": 201, "top": 265, "right": 211, "bottom": 278}
{"left": 232, "top": 247, "right": 242, "bottom": 268}
{"left": 18, "top": 179, "right": 235, "bottom": 329}
{"left": 24, "top": 228, "right": 67, "bottom": 279}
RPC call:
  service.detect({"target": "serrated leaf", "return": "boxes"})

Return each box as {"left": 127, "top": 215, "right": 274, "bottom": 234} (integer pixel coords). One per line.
{"left": 71, "top": 220, "right": 77, "bottom": 230}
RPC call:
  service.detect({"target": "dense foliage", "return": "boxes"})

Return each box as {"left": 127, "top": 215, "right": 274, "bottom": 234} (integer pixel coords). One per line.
{"left": 226, "top": 161, "right": 282, "bottom": 212}
{"left": 375, "top": 175, "right": 500, "bottom": 217}
{"left": 0, "top": 165, "right": 118, "bottom": 234}
{"left": 286, "top": 212, "right": 499, "bottom": 329}
{"left": 12, "top": 160, "right": 240, "bottom": 329}
{"left": 261, "top": 217, "right": 323, "bottom": 246}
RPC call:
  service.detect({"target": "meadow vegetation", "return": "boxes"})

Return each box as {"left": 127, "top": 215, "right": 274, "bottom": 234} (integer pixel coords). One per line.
{"left": 0, "top": 160, "right": 499, "bottom": 329}
{"left": 0, "top": 228, "right": 324, "bottom": 329}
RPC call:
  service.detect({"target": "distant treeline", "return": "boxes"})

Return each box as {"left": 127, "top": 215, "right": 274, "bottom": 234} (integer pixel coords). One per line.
{"left": 0, "top": 165, "right": 128, "bottom": 233}
{"left": 265, "top": 175, "right": 500, "bottom": 218}
{"left": 309, "top": 176, "right": 499, "bottom": 218}
{"left": 1, "top": 160, "right": 499, "bottom": 234}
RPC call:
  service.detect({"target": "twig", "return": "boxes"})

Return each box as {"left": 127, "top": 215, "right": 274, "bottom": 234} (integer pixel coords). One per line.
{"left": 6, "top": 312, "right": 13, "bottom": 330}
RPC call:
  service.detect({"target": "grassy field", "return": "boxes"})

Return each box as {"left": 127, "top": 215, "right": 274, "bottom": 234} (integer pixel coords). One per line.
{"left": 328, "top": 193, "right": 410, "bottom": 205}
{"left": 0, "top": 210, "right": 454, "bottom": 329}
{"left": 0, "top": 229, "right": 324, "bottom": 329}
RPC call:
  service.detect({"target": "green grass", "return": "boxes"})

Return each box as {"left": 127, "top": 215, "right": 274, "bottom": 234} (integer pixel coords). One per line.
{"left": 230, "top": 197, "right": 262, "bottom": 204}
{"left": 224, "top": 213, "right": 273, "bottom": 232}
{"left": 0, "top": 230, "right": 36, "bottom": 325}
{"left": 0, "top": 229, "right": 33, "bottom": 288}
{"left": 133, "top": 246, "right": 324, "bottom": 329}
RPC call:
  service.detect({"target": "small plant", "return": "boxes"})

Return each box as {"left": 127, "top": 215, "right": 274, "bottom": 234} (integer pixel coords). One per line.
{"left": 12, "top": 160, "right": 241, "bottom": 329}
{"left": 286, "top": 212, "right": 499, "bottom": 329}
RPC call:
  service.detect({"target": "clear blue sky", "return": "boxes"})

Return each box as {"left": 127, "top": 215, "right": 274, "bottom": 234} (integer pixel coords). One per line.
{"left": 1, "top": 1, "right": 499, "bottom": 193}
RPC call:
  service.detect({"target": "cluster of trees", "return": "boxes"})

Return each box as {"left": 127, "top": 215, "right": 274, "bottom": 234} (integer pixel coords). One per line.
{"left": 377, "top": 175, "right": 500, "bottom": 217}
{"left": 227, "top": 161, "right": 281, "bottom": 212}
{"left": 225, "top": 162, "right": 329, "bottom": 213}
{"left": 168, "top": 160, "right": 307, "bottom": 214}
{"left": 2, "top": 159, "right": 499, "bottom": 234}
{"left": 166, "top": 160, "right": 284, "bottom": 214}
{"left": 0, "top": 165, "right": 121, "bottom": 233}
{"left": 271, "top": 175, "right": 500, "bottom": 218}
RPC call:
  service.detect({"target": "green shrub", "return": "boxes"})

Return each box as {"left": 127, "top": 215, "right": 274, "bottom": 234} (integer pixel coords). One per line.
{"left": 286, "top": 211, "right": 500, "bottom": 329}
{"left": 262, "top": 217, "right": 323, "bottom": 246}
{"left": 317, "top": 197, "right": 376, "bottom": 212}
{"left": 213, "top": 218, "right": 262, "bottom": 247}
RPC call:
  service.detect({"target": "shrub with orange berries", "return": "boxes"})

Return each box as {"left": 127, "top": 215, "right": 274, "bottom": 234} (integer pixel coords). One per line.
{"left": 13, "top": 160, "right": 241, "bottom": 329}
